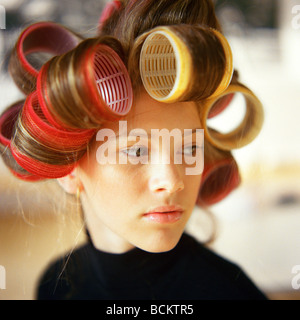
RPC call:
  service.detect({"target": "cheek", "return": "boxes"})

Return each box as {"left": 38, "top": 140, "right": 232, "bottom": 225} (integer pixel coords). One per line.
{"left": 182, "top": 174, "right": 202, "bottom": 202}
{"left": 83, "top": 164, "right": 147, "bottom": 207}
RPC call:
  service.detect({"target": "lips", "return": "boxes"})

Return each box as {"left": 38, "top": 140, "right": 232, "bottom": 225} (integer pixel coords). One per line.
{"left": 143, "top": 205, "right": 184, "bottom": 223}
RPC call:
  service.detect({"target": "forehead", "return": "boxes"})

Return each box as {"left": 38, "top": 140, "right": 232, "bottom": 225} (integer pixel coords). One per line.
{"left": 105, "top": 90, "right": 202, "bottom": 133}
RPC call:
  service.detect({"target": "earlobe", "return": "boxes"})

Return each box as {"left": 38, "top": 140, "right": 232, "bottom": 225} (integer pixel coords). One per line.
{"left": 57, "top": 170, "right": 84, "bottom": 195}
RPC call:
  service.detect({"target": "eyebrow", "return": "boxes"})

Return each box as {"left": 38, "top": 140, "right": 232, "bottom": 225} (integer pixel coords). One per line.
{"left": 116, "top": 128, "right": 202, "bottom": 139}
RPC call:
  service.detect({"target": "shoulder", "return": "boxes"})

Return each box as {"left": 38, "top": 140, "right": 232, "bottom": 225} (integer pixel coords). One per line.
{"left": 178, "top": 233, "right": 267, "bottom": 300}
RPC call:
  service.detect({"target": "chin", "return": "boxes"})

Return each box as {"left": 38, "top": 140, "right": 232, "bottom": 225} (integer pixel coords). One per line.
{"left": 135, "top": 230, "right": 184, "bottom": 253}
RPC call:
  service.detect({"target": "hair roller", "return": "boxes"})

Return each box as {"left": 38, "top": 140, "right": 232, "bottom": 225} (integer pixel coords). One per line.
{"left": 37, "top": 37, "right": 133, "bottom": 130}
{"left": 10, "top": 127, "right": 84, "bottom": 179}
{"left": 98, "top": 0, "right": 122, "bottom": 27}
{"left": 201, "top": 83, "right": 264, "bottom": 150}
{"left": 9, "top": 93, "right": 91, "bottom": 179}
{"left": 135, "top": 24, "right": 233, "bottom": 103}
{"left": 0, "top": 102, "right": 44, "bottom": 181}
{"left": 21, "top": 92, "right": 95, "bottom": 150}
{"left": 208, "top": 29, "right": 233, "bottom": 98}
{"left": 10, "top": 145, "right": 78, "bottom": 179}
{"left": 197, "top": 141, "right": 241, "bottom": 207}
{"left": 207, "top": 92, "right": 235, "bottom": 119}
{"left": 9, "top": 22, "right": 83, "bottom": 95}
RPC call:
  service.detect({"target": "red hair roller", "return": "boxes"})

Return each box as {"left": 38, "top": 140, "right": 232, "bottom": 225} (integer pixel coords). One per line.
{"left": 8, "top": 93, "right": 93, "bottom": 179}
{"left": 74, "top": 43, "right": 133, "bottom": 122}
{"left": 0, "top": 104, "right": 19, "bottom": 148}
{"left": 197, "top": 142, "right": 241, "bottom": 206}
{"left": 9, "top": 21, "right": 82, "bottom": 94}
{"left": 98, "top": 0, "right": 122, "bottom": 27}
{"left": 22, "top": 92, "right": 95, "bottom": 150}
{"left": 37, "top": 42, "right": 133, "bottom": 129}
{"left": 10, "top": 145, "right": 77, "bottom": 179}
{"left": 0, "top": 102, "right": 44, "bottom": 181}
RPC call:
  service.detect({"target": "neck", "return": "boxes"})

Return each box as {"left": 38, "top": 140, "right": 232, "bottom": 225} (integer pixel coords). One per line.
{"left": 87, "top": 221, "right": 135, "bottom": 254}
{"left": 81, "top": 196, "right": 135, "bottom": 254}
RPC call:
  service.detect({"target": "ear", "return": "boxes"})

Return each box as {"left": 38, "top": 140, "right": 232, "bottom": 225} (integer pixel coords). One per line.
{"left": 57, "top": 169, "right": 84, "bottom": 195}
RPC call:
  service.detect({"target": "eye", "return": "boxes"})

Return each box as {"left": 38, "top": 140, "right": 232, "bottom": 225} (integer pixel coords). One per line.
{"left": 122, "top": 146, "right": 148, "bottom": 157}
{"left": 182, "top": 145, "right": 200, "bottom": 156}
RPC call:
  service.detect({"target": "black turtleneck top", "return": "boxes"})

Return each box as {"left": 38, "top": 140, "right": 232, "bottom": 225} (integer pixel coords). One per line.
{"left": 36, "top": 233, "right": 267, "bottom": 300}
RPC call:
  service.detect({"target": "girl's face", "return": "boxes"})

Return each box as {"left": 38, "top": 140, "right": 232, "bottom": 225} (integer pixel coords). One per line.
{"left": 76, "top": 91, "right": 203, "bottom": 253}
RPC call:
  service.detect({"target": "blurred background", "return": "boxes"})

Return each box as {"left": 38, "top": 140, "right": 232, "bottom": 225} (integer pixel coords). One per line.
{"left": 0, "top": 0, "right": 300, "bottom": 300}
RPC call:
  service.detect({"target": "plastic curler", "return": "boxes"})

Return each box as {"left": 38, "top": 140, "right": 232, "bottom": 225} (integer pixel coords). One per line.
{"left": 207, "top": 92, "right": 235, "bottom": 119}
{"left": 37, "top": 40, "right": 133, "bottom": 130}
{"left": 98, "top": 0, "right": 122, "bottom": 27}
{"left": 10, "top": 143, "right": 78, "bottom": 179}
{"left": 10, "top": 96, "right": 87, "bottom": 179}
{"left": 196, "top": 141, "right": 241, "bottom": 207}
{"left": 209, "top": 29, "right": 233, "bottom": 98}
{"left": 201, "top": 83, "right": 264, "bottom": 150}
{"left": 0, "top": 102, "right": 44, "bottom": 181}
{"left": 10, "top": 117, "right": 85, "bottom": 179}
{"left": 138, "top": 25, "right": 233, "bottom": 103}
{"left": 9, "top": 21, "right": 83, "bottom": 94}
{"left": 22, "top": 92, "right": 95, "bottom": 150}
{"left": 0, "top": 103, "right": 21, "bottom": 148}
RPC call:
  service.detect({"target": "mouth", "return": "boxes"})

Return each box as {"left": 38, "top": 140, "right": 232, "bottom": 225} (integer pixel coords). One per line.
{"left": 143, "top": 205, "right": 184, "bottom": 224}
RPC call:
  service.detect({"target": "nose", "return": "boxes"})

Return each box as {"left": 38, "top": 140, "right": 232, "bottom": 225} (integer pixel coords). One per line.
{"left": 148, "top": 163, "right": 184, "bottom": 194}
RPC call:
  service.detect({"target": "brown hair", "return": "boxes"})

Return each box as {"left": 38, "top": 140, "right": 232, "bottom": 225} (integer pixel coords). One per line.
{"left": 100, "top": 0, "right": 221, "bottom": 56}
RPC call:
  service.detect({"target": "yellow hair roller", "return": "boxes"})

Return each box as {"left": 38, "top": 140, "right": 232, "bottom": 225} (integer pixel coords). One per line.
{"left": 201, "top": 83, "right": 264, "bottom": 150}
{"left": 139, "top": 26, "right": 192, "bottom": 102}
{"left": 209, "top": 29, "right": 233, "bottom": 98}
{"left": 139, "top": 25, "right": 233, "bottom": 103}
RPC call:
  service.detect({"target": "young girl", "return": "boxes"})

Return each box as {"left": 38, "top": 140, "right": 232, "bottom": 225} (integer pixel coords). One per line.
{"left": 0, "top": 0, "right": 266, "bottom": 299}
